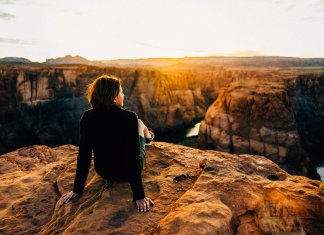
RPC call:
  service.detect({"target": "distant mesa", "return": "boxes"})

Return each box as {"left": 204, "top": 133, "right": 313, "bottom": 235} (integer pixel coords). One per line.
{"left": 0, "top": 57, "right": 32, "bottom": 63}
{"left": 45, "top": 55, "right": 93, "bottom": 65}
{"left": 1, "top": 55, "right": 324, "bottom": 67}
{"left": 100, "top": 56, "right": 324, "bottom": 67}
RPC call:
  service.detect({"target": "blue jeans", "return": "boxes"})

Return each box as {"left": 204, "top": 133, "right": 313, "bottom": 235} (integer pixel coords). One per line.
{"left": 139, "top": 136, "right": 146, "bottom": 171}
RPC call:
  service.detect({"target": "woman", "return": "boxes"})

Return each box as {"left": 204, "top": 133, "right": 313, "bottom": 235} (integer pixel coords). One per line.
{"left": 57, "top": 75, "right": 154, "bottom": 213}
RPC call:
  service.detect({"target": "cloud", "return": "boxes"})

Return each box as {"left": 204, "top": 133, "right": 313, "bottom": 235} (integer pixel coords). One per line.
{"left": 0, "top": 0, "right": 15, "bottom": 4}
{"left": 317, "top": 0, "right": 324, "bottom": 11}
{"left": 285, "top": 4, "right": 295, "bottom": 11}
{"left": 0, "top": 11, "right": 15, "bottom": 20}
{"left": 0, "top": 0, "right": 38, "bottom": 6}
{"left": 0, "top": 37, "right": 34, "bottom": 45}
{"left": 302, "top": 16, "right": 324, "bottom": 21}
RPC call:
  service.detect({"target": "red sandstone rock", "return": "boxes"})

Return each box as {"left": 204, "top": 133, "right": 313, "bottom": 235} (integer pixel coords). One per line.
{"left": 198, "top": 80, "right": 318, "bottom": 179}
{"left": 0, "top": 143, "right": 323, "bottom": 234}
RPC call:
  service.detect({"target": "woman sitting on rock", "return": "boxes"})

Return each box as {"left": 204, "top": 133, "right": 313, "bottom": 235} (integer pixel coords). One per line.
{"left": 57, "top": 75, "right": 154, "bottom": 213}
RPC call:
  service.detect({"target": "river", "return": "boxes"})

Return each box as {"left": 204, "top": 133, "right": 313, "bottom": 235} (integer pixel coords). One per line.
{"left": 316, "top": 163, "right": 324, "bottom": 181}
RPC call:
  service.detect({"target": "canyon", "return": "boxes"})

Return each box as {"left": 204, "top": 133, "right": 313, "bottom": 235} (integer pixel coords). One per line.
{"left": 0, "top": 63, "right": 323, "bottom": 180}
{"left": 0, "top": 63, "right": 270, "bottom": 155}
{"left": 0, "top": 62, "right": 323, "bottom": 234}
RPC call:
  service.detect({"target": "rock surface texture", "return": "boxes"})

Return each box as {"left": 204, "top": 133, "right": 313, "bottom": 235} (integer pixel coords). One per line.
{"left": 198, "top": 79, "right": 320, "bottom": 179}
{"left": 0, "top": 143, "right": 323, "bottom": 234}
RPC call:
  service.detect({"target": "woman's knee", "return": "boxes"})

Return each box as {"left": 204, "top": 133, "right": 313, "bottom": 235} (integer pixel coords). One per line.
{"left": 138, "top": 119, "right": 144, "bottom": 137}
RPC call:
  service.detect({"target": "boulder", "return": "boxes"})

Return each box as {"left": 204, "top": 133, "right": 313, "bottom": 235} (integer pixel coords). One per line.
{"left": 198, "top": 80, "right": 319, "bottom": 179}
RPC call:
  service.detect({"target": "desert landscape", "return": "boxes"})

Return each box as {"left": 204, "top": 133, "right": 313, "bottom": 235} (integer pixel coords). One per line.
{"left": 1, "top": 0, "right": 324, "bottom": 233}
{"left": 1, "top": 58, "right": 323, "bottom": 176}
{"left": 0, "top": 56, "right": 324, "bottom": 234}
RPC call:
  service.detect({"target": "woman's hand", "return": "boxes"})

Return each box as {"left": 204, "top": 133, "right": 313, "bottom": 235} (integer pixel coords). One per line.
{"left": 57, "top": 191, "right": 79, "bottom": 207}
{"left": 138, "top": 119, "right": 152, "bottom": 139}
{"left": 136, "top": 197, "right": 154, "bottom": 212}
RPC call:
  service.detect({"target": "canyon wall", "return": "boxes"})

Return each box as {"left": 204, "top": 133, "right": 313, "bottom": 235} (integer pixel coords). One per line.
{"left": 0, "top": 64, "right": 261, "bottom": 154}
{"left": 285, "top": 74, "right": 324, "bottom": 165}
{"left": 198, "top": 75, "right": 323, "bottom": 179}
{"left": 2, "top": 64, "right": 322, "bottom": 180}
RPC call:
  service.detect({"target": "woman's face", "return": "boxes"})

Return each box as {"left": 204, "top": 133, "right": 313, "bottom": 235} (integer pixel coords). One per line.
{"left": 114, "top": 85, "right": 124, "bottom": 107}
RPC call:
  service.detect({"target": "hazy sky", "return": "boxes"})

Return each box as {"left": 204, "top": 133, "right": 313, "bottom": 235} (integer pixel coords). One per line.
{"left": 0, "top": 0, "right": 323, "bottom": 61}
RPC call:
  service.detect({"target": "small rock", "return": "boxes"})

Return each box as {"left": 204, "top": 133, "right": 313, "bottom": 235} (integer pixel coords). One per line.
{"left": 173, "top": 174, "right": 189, "bottom": 182}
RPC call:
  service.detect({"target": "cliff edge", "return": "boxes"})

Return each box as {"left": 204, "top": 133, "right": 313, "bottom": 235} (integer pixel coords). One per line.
{"left": 0, "top": 143, "right": 323, "bottom": 234}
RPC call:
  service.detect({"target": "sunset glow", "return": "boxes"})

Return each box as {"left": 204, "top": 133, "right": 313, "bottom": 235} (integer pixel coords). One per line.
{"left": 0, "top": 0, "right": 323, "bottom": 61}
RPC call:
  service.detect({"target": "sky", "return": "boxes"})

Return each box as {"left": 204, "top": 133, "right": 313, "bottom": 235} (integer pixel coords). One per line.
{"left": 0, "top": 0, "right": 324, "bottom": 62}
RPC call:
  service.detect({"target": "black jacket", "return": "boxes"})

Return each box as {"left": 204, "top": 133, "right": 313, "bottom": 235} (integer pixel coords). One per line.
{"left": 72, "top": 106, "right": 145, "bottom": 201}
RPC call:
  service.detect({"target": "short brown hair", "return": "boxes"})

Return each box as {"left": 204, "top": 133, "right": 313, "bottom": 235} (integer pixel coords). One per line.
{"left": 86, "top": 75, "right": 121, "bottom": 111}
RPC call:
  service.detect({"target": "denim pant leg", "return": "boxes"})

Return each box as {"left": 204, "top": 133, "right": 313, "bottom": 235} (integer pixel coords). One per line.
{"left": 139, "top": 136, "right": 146, "bottom": 172}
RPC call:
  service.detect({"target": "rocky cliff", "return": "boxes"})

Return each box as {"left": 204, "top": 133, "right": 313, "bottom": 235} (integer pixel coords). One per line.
{"left": 0, "top": 65, "right": 207, "bottom": 154}
{"left": 0, "top": 64, "right": 261, "bottom": 155}
{"left": 0, "top": 143, "right": 323, "bottom": 234}
{"left": 198, "top": 78, "right": 321, "bottom": 180}
{"left": 285, "top": 74, "right": 324, "bottom": 165}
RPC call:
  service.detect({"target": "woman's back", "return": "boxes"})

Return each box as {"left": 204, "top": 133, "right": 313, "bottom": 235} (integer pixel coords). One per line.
{"left": 73, "top": 105, "right": 145, "bottom": 200}
{"left": 89, "top": 106, "right": 139, "bottom": 180}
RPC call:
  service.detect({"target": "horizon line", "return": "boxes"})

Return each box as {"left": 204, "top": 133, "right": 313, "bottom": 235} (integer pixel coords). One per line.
{"left": 2, "top": 54, "right": 324, "bottom": 63}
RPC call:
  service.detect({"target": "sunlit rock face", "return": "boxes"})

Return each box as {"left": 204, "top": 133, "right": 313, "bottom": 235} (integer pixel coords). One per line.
{"left": 123, "top": 70, "right": 208, "bottom": 132}
{"left": 198, "top": 80, "right": 320, "bottom": 179}
{"left": 0, "top": 143, "right": 323, "bottom": 234}
{"left": 0, "top": 65, "right": 216, "bottom": 154}
{"left": 0, "top": 64, "right": 269, "bottom": 155}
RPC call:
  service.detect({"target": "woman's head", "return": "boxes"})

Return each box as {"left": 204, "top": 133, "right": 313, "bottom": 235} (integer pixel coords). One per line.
{"left": 86, "top": 75, "right": 124, "bottom": 110}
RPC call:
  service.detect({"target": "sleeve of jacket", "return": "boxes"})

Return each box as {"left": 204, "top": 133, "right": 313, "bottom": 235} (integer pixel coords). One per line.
{"left": 126, "top": 111, "right": 146, "bottom": 201}
{"left": 72, "top": 112, "right": 93, "bottom": 195}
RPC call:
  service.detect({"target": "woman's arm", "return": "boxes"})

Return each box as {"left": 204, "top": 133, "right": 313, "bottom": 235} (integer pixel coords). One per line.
{"left": 127, "top": 112, "right": 154, "bottom": 212}
{"left": 127, "top": 112, "right": 146, "bottom": 201}
{"left": 58, "top": 112, "right": 92, "bottom": 207}
{"left": 72, "top": 112, "right": 93, "bottom": 195}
